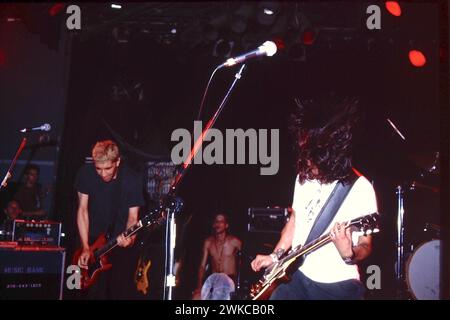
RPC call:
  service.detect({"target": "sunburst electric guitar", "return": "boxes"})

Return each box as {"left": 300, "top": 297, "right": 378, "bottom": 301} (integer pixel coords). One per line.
{"left": 135, "top": 255, "right": 152, "bottom": 295}
{"left": 249, "top": 212, "right": 380, "bottom": 300}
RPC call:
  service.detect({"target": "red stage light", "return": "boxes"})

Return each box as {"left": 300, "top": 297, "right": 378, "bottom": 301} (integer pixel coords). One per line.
{"left": 0, "top": 49, "right": 6, "bottom": 67}
{"left": 385, "top": 1, "right": 402, "bottom": 17}
{"left": 49, "top": 3, "right": 65, "bottom": 17}
{"left": 302, "top": 30, "right": 315, "bottom": 46}
{"left": 272, "top": 38, "right": 285, "bottom": 50}
{"left": 409, "top": 50, "right": 426, "bottom": 67}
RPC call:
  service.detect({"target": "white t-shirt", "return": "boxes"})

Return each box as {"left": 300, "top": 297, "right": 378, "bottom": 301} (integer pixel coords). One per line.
{"left": 291, "top": 174, "right": 378, "bottom": 283}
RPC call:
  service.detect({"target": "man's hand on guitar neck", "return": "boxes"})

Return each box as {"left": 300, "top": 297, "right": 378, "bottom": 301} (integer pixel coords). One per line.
{"left": 329, "top": 221, "right": 354, "bottom": 259}
{"left": 118, "top": 207, "right": 139, "bottom": 248}
{"left": 117, "top": 233, "right": 136, "bottom": 248}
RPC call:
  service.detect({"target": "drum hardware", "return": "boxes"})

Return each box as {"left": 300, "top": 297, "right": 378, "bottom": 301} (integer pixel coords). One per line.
{"left": 423, "top": 222, "right": 441, "bottom": 235}
{"left": 406, "top": 239, "right": 441, "bottom": 300}
{"left": 408, "top": 151, "right": 440, "bottom": 176}
{"left": 409, "top": 180, "right": 439, "bottom": 193}
{"left": 407, "top": 222, "right": 440, "bottom": 257}
{"left": 396, "top": 150, "right": 441, "bottom": 299}
{"left": 395, "top": 185, "right": 405, "bottom": 296}
{"left": 201, "top": 273, "right": 235, "bottom": 300}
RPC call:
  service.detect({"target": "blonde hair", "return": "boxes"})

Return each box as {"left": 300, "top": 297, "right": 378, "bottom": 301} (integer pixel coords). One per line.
{"left": 92, "top": 140, "right": 120, "bottom": 163}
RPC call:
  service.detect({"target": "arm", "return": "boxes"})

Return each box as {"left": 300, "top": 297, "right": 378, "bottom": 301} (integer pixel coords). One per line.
{"left": 192, "top": 239, "right": 210, "bottom": 298}
{"left": 251, "top": 210, "right": 296, "bottom": 272}
{"left": 126, "top": 206, "right": 139, "bottom": 228}
{"left": 76, "top": 192, "right": 90, "bottom": 268}
{"left": 117, "top": 206, "right": 139, "bottom": 248}
{"left": 234, "top": 236, "right": 243, "bottom": 252}
{"left": 197, "top": 239, "right": 209, "bottom": 289}
{"left": 273, "top": 211, "right": 295, "bottom": 254}
{"left": 352, "top": 234, "right": 372, "bottom": 263}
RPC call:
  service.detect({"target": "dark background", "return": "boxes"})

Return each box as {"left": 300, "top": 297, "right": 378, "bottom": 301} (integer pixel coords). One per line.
{"left": 0, "top": 2, "right": 447, "bottom": 300}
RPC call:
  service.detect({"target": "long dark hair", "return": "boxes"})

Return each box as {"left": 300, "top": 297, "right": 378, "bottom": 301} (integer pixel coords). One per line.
{"left": 290, "top": 94, "right": 360, "bottom": 184}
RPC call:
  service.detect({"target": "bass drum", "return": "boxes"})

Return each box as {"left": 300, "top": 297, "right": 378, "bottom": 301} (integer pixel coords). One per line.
{"left": 201, "top": 273, "right": 235, "bottom": 300}
{"left": 406, "top": 239, "right": 441, "bottom": 300}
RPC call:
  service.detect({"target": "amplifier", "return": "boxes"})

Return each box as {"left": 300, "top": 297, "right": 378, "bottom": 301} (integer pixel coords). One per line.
{"left": 0, "top": 246, "right": 66, "bottom": 300}
{"left": 12, "top": 220, "right": 62, "bottom": 246}
{"left": 247, "top": 207, "right": 290, "bottom": 234}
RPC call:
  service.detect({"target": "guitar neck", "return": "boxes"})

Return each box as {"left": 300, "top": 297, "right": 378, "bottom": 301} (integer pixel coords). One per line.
{"left": 283, "top": 232, "right": 332, "bottom": 264}
{"left": 94, "top": 220, "right": 144, "bottom": 259}
{"left": 281, "top": 213, "right": 378, "bottom": 263}
{"left": 91, "top": 198, "right": 183, "bottom": 260}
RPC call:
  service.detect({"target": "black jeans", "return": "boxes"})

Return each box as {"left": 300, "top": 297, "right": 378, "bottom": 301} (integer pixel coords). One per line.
{"left": 84, "top": 247, "right": 138, "bottom": 300}
{"left": 269, "top": 270, "right": 365, "bottom": 300}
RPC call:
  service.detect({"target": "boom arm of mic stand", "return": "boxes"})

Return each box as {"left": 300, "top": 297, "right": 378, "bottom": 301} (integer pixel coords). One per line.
{"left": 168, "top": 64, "right": 247, "bottom": 195}
{"left": 0, "top": 138, "right": 27, "bottom": 190}
{"left": 162, "top": 64, "right": 246, "bottom": 301}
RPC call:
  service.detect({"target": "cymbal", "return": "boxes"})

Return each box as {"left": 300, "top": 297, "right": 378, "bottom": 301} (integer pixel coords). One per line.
{"left": 408, "top": 151, "right": 439, "bottom": 174}
{"left": 409, "top": 180, "right": 439, "bottom": 193}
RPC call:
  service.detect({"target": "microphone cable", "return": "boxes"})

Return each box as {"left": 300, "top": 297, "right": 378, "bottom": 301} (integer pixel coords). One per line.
{"left": 195, "top": 64, "right": 222, "bottom": 121}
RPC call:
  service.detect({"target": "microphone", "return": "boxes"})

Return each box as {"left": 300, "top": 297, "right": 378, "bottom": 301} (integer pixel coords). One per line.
{"left": 20, "top": 123, "right": 51, "bottom": 133}
{"left": 219, "top": 41, "right": 278, "bottom": 68}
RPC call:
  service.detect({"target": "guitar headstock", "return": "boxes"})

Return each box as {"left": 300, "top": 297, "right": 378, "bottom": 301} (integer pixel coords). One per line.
{"left": 166, "top": 196, "right": 184, "bottom": 215}
{"left": 349, "top": 212, "right": 380, "bottom": 236}
{"left": 141, "top": 196, "right": 184, "bottom": 227}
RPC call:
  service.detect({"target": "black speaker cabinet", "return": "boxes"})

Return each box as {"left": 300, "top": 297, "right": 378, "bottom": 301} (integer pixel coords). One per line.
{"left": 247, "top": 207, "right": 289, "bottom": 234}
{"left": 0, "top": 247, "right": 65, "bottom": 300}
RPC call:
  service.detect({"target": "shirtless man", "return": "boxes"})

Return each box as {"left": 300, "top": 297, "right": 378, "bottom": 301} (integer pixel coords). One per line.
{"left": 192, "top": 213, "right": 242, "bottom": 299}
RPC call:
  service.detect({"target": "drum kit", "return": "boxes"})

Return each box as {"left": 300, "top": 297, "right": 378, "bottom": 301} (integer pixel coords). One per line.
{"left": 396, "top": 151, "right": 441, "bottom": 300}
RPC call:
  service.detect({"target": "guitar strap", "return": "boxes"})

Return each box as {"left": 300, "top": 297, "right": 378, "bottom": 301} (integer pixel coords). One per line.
{"left": 304, "top": 171, "right": 358, "bottom": 245}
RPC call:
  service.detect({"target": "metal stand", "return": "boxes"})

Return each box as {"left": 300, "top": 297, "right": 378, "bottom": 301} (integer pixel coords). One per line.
{"left": 164, "top": 207, "right": 177, "bottom": 300}
{"left": 162, "top": 64, "right": 247, "bottom": 300}
{"left": 0, "top": 138, "right": 27, "bottom": 191}
{"left": 395, "top": 185, "right": 405, "bottom": 298}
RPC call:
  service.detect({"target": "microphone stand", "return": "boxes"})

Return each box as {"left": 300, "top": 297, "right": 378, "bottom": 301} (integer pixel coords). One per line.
{"left": 162, "top": 64, "right": 247, "bottom": 300}
{"left": 169, "top": 64, "right": 246, "bottom": 192}
{"left": 395, "top": 185, "right": 405, "bottom": 299}
{"left": 0, "top": 138, "right": 27, "bottom": 191}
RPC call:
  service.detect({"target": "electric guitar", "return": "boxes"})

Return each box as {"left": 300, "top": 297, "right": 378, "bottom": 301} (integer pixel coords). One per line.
{"left": 72, "top": 197, "right": 183, "bottom": 290}
{"left": 135, "top": 256, "right": 152, "bottom": 295}
{"left": 249, "top": 212, "right": 380, "bottom": 300}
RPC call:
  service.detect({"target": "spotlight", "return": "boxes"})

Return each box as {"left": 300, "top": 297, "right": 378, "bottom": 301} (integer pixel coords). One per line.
{"left": 409, "top": 50, "right": 426, "bottom": 67}
{"left": 257, "top": 2, "right": 280, "bottom": 26}
{"left": 385, "top": 1, "right": 401, "bottom": 17}
{"left": 272, "top": 37, "right": 285, "bottom": 51}
{"left": 0, "top": 49, "right": 6, "bottom": 67}
{"left": 6, "top": 17, "right": 21, "bottom": 22}
{"left": 111, "top": 4, "right": 122, "bottom": 9}
{"left": 49, "top": 3, "right": 65, "bottom": 16}
{"left": 302, "top": 30, "right": 316, "bottom": 46}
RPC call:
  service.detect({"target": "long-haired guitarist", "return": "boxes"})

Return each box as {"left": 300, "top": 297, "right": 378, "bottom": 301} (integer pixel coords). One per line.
{"left": 75, "top": 140, "right": 145, "bottom": 299}
{"left": 251, "top": 94, "right": 378, "bottom": 300}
